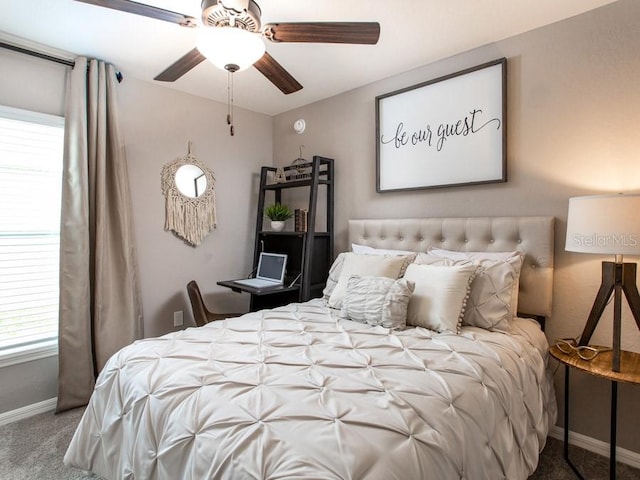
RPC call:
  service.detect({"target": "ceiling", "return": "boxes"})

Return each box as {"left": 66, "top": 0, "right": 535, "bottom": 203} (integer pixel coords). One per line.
{"left": 0, "top": 0, "right": 618, "bottom": 116}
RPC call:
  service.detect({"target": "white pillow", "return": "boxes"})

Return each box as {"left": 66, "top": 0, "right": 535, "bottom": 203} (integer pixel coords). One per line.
{"left": 328, "top": 253, "right": 409, "bottom": 309}
{"left": 403, "top": 263, "right": 477, "bottom": 334}
{"left": 322, "top": 252, "right": 347, "bottom": 300}
{"left": 351, "top": 243, "right": 415, "bottom": 256}
{"left": 415, "top": 252, "right": 523, "bottom": 331}
{"left": 426, "top": 248, "right": 524, "bottom": 318}
{"left": 323, "top": 252, "right": 414, "bottom": 302}
{"left": 341, "top": 275, "right": 415, "bottom": 329}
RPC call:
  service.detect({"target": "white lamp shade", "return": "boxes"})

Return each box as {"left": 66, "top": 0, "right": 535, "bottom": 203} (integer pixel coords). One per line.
{"left": 565, "top": 194, "right": 640, "bottom": 255}
{"left": 197, "top": 27, "right": 265, "bottom": 71}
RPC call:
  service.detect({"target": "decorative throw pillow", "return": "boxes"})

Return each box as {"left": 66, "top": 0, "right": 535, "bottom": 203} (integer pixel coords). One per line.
{"left": 322, "top": 252, "right": 415, "bottom": 302}
{"left": 426, "top": 248, "right": 524, "bottom": 317}
{"left": 417, "top": 250, "right": 524, "bottom": 332}
{"left": 341, "top": 275, "right": 415, "bottom": 329}
{"left": 403, "top": 263, "right": 477, "bottom": 334}
{"left": 322, "top": 252, "right": 347, "bottom": 300}
{"left": 328, "top": 253, "right": 410, "bottom": 309}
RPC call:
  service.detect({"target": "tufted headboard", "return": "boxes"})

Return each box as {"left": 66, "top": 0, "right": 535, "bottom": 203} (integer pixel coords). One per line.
{"left": 348, "top": 216, "right": 555, "bottom": 319}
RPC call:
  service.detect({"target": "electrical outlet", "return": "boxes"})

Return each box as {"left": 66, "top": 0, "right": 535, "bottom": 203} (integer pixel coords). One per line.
{"left": 173, "top": 310, "right": 184, "bottom": 327}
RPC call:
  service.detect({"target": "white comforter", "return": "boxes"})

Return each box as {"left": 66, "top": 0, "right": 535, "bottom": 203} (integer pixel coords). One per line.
{"left": 65, "top": 299, "right": 557, "bottom": 480}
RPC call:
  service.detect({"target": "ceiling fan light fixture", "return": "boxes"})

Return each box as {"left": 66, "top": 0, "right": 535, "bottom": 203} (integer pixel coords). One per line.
{"left": 197, "top": 27, "right": 265, "bottom": 72}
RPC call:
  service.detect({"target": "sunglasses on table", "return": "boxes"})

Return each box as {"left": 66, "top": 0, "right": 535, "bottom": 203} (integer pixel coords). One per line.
{"left": 554, "top": 337, "right": 612, "bottom": 361}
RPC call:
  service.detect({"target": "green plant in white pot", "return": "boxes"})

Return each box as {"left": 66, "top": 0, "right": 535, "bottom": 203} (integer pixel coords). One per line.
{"left": 264, "top": 203, "right": 293, "bottom": 232}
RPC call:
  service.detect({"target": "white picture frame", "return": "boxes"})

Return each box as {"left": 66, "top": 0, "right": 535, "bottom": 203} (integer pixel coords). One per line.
{"left": 376, "top": 58, "right": 507, "bottom": 192}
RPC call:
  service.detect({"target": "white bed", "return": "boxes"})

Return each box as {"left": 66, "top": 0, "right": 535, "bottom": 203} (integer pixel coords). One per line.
{"left": 65, "top": 216, "right": 557, "bottom": 480}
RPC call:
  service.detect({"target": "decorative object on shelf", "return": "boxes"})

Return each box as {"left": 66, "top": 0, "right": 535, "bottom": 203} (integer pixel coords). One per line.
{"left": 264, "top": 203, "right": 293, "bottom": 232}
{"left": 294, "top": 209, "right": 308, "bottom": 232}
{"left": 289, "top": 145, "right": 311, "bottom": 180}
{"left": 565, "top": 193, "right": 640, "bottom": 372}
{"left": 273, "top": 167, "right": 287, "bottom": 184}
{"left": 293, "top": 118, "right": 306, "bottom": 134}
{"left": 161, "top": 141, "right": 217, "bottom": 246}
{"left": 270, "top": 221, "right": 286, "bottom": 232}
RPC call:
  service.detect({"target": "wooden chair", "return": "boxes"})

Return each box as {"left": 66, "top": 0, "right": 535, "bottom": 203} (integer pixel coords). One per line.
{"left": 187, "top": 280, "right": 242, "bottom": 327}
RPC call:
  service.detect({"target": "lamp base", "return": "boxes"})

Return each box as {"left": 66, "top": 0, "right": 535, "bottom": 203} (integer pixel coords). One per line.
{"left": 578, "top": 261, "right": 640, "bottom": 372}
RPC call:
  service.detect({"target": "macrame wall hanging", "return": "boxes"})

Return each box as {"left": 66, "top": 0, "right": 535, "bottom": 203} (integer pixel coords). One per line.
{"left": 161, "top": 142, "right": 217, "bottom": 246}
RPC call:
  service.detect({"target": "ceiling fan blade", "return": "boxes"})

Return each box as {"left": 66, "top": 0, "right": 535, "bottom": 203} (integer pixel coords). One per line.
{"left": 264, "top": 22, "right": 380, "bottom": 44}
{"left": 154, "top": 48, "right": 206, "bottom": 82}
{"left": 254, "top": 52, "right": 302, "bottom": 95}
{"left": 74, "top": 0, "right": 197, "bottom": 27}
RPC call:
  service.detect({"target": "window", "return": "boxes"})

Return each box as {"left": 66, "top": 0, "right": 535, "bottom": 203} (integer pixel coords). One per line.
{"left": 0, "top": 105, "right": 64, "bottom": 362}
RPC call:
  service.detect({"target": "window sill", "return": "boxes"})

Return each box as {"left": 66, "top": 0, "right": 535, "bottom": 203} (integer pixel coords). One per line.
{"left": 0, "top": 339, "right": 58, "bottom": 368}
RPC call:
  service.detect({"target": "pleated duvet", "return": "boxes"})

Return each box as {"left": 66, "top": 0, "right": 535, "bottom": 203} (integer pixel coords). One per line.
{"left": 65, "top": 299, "right": 556, "bottom": 480}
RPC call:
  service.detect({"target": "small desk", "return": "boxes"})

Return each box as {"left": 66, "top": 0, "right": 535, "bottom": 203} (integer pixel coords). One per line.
{"left": 217, "top": 279, "right": 300, "bottom": 311}
{"left": 549, "top": 345, "right": 640, "bottom": 480}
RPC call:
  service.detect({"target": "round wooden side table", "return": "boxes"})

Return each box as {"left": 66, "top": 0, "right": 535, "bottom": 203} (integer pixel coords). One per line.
{"left": 549, "top": 345, "right": 640, "bottom": 480}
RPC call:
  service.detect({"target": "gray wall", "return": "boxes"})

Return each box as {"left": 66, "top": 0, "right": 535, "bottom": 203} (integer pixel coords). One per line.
{"left": 273, "top": 0, "right": 640, "bottom": 454}
{"left": 118, "top": 78, "right": 271, "bottom": 338}
{"left": 0, "top": 48, "right": 271, "bottom": 412}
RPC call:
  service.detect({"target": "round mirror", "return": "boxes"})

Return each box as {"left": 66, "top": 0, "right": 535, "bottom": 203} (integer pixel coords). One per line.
{"left": 175, "top": 164, "right": 207, "bottom": 198}
{"left": 161, "top": 148, "right": 217, "bottom": 246}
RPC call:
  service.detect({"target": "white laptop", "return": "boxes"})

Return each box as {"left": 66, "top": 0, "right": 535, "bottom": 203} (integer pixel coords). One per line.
{"left": 234, "top": 252, "right": 288, "bottom": 289}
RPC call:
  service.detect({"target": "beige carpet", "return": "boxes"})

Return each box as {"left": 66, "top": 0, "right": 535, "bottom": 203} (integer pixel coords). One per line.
{"left": 530, "top": 437, "right": 640, "bottom": 480}
{"left": 0, "top": 407, "right": 96, "bottom": 480}
{"left": 2, "top": 407, "right": 640, "bottom": 479}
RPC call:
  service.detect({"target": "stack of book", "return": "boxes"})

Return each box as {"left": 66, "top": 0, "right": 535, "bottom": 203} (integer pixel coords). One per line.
{"left": 294, "top": 209, "right": 308, "bottom": 232}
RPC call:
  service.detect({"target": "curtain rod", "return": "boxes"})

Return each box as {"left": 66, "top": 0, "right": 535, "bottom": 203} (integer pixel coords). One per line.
{"left": 0, "top": 41, "right": 123, "bottom": 82}
{"left": 0, "top": 41, "right": 75, "bottom": 67}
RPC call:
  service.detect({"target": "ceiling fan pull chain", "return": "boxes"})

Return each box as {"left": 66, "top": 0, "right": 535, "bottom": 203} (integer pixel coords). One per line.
{"left": 226, "top": 71, "right": 231, "bottom": 125}
{"left": 226, "top": 70, "right": 235, "bottom": 136}
{"left": 230, "top": 71, "right": 235, "bottom": 136}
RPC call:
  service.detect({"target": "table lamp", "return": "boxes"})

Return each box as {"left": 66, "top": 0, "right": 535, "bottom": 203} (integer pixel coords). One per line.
{"left": 565, "top": 193, "right": 640, "bottom": 372}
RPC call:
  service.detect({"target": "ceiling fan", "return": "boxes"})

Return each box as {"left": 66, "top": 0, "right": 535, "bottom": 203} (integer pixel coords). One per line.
{"left": 74, "top": 0, "right": 381, "bottom": 95}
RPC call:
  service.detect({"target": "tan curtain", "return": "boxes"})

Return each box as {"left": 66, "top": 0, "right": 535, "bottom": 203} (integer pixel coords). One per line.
{"left": 57, "top": 57, "right": 143, "bottom": 412}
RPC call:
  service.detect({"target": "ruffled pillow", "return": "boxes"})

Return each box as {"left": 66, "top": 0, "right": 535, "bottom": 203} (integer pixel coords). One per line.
{"left": 323, "top": 252, "right": 414, "bottom": 304}
{"left": 327, "top": 253, "right": 412, "bottom": 309}
{"left": 340, "top": 275, "right": 415, "bottom": 329}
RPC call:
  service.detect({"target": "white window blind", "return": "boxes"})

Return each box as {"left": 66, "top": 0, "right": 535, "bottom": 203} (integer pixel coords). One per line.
{"left": 0, "top": 105, "right": 64, "bottom": 352}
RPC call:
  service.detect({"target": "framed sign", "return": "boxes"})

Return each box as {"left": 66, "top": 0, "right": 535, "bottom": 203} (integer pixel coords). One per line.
{"left": 376, "top": 58, "right": 506, "bottom": 192}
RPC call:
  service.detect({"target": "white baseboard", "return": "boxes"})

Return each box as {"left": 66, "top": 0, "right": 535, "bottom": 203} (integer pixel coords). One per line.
{"left": 0, "top": 397, "right": 57, "bottom": 426}
{"left": 550, "top": 426, "right": 640, "bottom": 470}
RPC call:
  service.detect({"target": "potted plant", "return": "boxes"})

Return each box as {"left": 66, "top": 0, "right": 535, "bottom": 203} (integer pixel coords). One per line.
{"left": 264, "top": 203, "right": 293, "bottom": 232}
